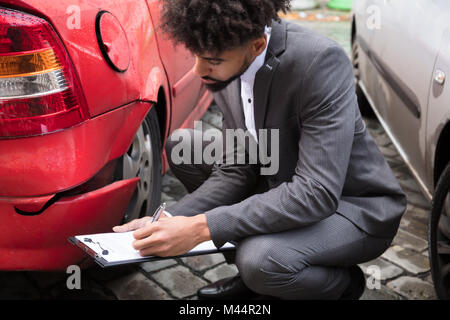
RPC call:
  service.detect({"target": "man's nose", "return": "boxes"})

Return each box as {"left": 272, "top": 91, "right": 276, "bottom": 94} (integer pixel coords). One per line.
{"left": 193, "top": 57, "right": 210, "bottom": 78}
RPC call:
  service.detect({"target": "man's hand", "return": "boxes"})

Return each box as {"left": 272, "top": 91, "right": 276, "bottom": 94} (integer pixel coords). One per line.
{"left": 114, "top": 214, "right": 211, "bottom": 257}
{"left": 112, "top": 212, "right": 170, "bottom": 233}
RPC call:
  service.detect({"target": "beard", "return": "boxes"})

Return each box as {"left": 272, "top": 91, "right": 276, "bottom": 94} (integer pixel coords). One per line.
{"left": 203, "top": 73, "right": 241, "bottom": 92}
{"left": 202, "top": 55, "right": 253, "bottom": 92}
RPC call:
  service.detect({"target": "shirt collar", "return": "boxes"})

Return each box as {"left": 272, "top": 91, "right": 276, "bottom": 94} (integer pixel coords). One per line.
{"left": 240, "top": 26, "right": 272, "bottom": 84}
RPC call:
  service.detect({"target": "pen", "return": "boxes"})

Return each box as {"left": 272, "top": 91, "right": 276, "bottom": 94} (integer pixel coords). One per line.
{"left": 151, "top": 202, "right": 166, "bottom": 223}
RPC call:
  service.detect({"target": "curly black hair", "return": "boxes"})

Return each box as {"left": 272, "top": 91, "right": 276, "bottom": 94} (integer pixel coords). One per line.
{"left": 158, "top": 0, "right": 291, "bottom": 55}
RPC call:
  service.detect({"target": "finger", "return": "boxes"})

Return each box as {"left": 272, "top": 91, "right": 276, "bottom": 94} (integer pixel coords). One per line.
{"left": 138, "top": 247, "right": 156, "bottom": 257}
{"left": 112, "top": 224, "right": 129, "bottom": 233}
{"left": 139, "top": 245, "right": 167, "bottom": 257}
{"left": 113, "top": 218, "right": 142, "bottom": 233}
{"left": 133, "top": 222, "right": 157, "bottom": 240}
{"left": 132, "top": 234, "right": 161, "bottom": 251}
{"left": 112, "top": 222, "right": 134, "bottom": 233}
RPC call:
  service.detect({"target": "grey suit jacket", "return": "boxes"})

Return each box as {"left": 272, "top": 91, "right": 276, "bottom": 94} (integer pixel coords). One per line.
{"left": 168, "top": 19, "right": 407, "bottom": 248}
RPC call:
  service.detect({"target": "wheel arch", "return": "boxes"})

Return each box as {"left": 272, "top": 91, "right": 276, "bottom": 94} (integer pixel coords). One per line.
{"left": 153, "top": 86, "right": 168, "bottom": 148}
{"left": 434, "top": 121, "right": 450, "bottom": 187}
{"left": 351, "top": 15, "right": 356, "bottom": 45}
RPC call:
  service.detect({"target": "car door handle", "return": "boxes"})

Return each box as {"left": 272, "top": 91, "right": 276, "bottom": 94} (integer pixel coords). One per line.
{"left": 434, "top": 69, "right": 446, "bottom": 85}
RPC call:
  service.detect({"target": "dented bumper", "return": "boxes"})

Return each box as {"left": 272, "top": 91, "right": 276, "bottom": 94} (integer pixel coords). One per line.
{"left": 0, "top": 177, "right": 139, "bottom": 270}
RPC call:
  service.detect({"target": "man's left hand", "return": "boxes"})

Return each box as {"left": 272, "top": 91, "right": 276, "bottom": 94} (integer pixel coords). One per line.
{"left": 131, "top": 214, "right": 211, "bottom": 257}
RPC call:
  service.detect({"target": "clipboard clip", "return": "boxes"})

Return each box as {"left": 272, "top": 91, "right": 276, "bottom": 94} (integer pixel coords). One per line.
{"left": 84, "top": 237, "right": 109, "bottom": 256}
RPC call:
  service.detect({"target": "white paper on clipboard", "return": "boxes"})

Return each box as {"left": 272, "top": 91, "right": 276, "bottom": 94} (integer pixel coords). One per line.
{"left": 74, "top": 231, "right": 235, "bottom": 263}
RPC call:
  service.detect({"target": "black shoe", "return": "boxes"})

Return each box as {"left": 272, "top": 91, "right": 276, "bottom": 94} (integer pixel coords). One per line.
{"left": 197, "top": 275, "right": 260, "bottom": 300}
{"left": 339, "top": 265, "right": 366, "bottom": 300}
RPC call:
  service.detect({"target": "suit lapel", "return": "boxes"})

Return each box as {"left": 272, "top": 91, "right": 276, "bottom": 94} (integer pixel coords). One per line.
{"left": 253, "top": 19, "right": 287, "bottom": 132}
{"left": 253, "top": 53, "right": 280, "bottom": 132}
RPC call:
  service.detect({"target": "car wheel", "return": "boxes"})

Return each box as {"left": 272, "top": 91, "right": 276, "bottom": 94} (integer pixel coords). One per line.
{"left": 120, "top": 106, "right": 162, "bottom": 223}
{"left": 352, "top": 40, "right": 375, "bottom": 118}
{"left": 429, "top": 162, "right": 450, "bottom": 300}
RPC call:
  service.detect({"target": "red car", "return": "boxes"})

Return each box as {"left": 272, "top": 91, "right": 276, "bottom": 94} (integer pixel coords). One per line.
{"left": 0, "top": 0, "right": 212, "bottom": 270}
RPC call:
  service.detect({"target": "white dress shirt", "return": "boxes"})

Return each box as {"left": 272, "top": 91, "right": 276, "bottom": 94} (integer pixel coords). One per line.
{"left": 240, "top": 26, "right": 272, "bottom": 143}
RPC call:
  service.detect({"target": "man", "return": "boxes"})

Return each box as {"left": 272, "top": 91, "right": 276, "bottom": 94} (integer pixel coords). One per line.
{"left": 114, "top": 0, "right": 407, "bottom": 300}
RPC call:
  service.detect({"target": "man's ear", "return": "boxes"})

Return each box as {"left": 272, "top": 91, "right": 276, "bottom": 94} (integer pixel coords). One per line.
{"left": 251, "top": 34, "right": 268, "bottom": 56}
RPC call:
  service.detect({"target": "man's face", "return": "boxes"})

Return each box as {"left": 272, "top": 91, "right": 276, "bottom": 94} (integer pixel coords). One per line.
{"left": 192, "top": 35, "right": 268, "bottom": 92}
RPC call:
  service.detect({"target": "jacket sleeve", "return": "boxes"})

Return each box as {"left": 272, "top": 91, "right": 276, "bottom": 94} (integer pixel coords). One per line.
{"left": 205, "top": 45, "right": 357, "bottom": 247}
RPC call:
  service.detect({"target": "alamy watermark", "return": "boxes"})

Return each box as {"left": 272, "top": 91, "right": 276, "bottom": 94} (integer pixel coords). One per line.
{"left": 66, "top": 265, "right": 81, "bottom": 290}
{"left": 366, "top": 5, "right": 381, "bottom": 30}
{"left": 66, "top": 5, "right": 81, "bottom": 30}
{"left": 169, "top": 121, "right": 280, "bottom": 175}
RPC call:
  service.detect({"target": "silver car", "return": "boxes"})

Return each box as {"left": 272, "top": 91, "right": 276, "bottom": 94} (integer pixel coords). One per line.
{"left": 352, "top": 0, "right": 450, "bottom": 299}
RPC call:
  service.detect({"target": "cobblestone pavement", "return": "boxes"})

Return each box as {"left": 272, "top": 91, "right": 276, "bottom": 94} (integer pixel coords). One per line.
{"left": 0, "top": 10, "right": 438, "bottom": 300}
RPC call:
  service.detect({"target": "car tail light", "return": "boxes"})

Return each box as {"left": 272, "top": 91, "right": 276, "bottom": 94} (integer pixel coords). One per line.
{"left": 0, "top": 7, "right": 89, "bottom": 138}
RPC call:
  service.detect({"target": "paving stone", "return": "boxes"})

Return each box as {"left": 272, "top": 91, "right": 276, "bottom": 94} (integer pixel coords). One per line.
{"left": 387, "top": 276, "right": 436, "bottom": 300}
{"left": 387, "top": 155, "right": 407, "bottom": 171}
{"left": 386, "top": 157, "right": 405, "bottom": 169}
{"left": 181, "top": 253, "right": 226, "bottom": 272}
{"left": 140, "top": 259, "right": 177, "bottom": 273}
{"left": 393, "top": 164, "right": 414, "bottom": 179}
{"left": 403, "top": 205, "right": 430, "bottom": 225}
{"left": 107, "top": 272, "right": 171, "bottom": 300}
{"left": 360, "top": 285, "right": 403, "bottom": 300}
{"left": 363, "top": 117, "right": 383, "bottom": 132}
{"left": 162, "top": 174, "right": 185, "bottom": 191}
{"left": 378, "top": 145, "right": 399, "bottom": 158}
{"left": 394, "top": 154, "right": 405, "bottom": 162}
{"left": 373, "top": 133, "right": 393, "bottom": 148}
{"left": 205, "top": 103, "right": 222, "bottom": 117}
{"left": 162, "top": 173, "right": 188, "bottom": 201}
{"left": 162, "top": 173, "right": 180, "bottom": 189}
{"left": 400, "top": 214, "right": 428, "bottom": 241}
{"left": 397, "top": 176, "right": 422, "bottom": 194}
{"left": 203, "top": 263, "right": 239, "bottom": 283}
{"left": 385, "top": 142, "right": 399, "bottom": 152}
{"left": 0, "top": 272, "right": 40, "bottom": 299}
{"left": 393, "top": 169, "right": 407, "bottom": 180}
{"left": 403, "top": 189, "right": 431, "bottom": 210}
{"left": 382, "top": 246, "right": 430, "bottom": 275}
{"left": 161, "top": 192, "right": 175, "bottom": 203}
{"left": 199, "top": 121, "right": 222, "bottom": 133}
{"left": 392, "top": 229, "right": 428, "bottom": 252}
{"left": 152, "top": 265, "right": 208, "bottom": 299}
{"left": 424, "top": 273, "right": 434, "bottom": 284}
{"left": 359, "top": 258, "right": 403, "bottom": 282}
{"left": 201, "top": 109, "right": 223, "bottom": 129}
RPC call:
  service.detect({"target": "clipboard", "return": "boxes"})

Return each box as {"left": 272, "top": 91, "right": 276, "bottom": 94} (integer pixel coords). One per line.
{"left": 68, "top": 233, "right": 236, "bottom": 268}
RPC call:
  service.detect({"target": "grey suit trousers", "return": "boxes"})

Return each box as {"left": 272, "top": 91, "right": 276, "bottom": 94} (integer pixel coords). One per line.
{"left": 165, "top": 129, "right": 393, "bottom": 299}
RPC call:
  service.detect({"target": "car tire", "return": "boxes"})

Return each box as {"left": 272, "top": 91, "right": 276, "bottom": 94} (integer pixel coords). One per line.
{"left": 119, "top": 106, "right": 162, "bottom": 223}
{"left": 429, "top": 162, "right": 450, "bottom": 300}
{"left": 352, "top": 40, "right": 375, "bottom": 118}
